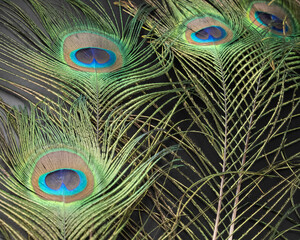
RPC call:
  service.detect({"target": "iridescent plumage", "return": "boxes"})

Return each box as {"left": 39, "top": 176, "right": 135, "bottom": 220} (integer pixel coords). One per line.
{"left": 0, "top": 0, "right": 299, "bottom": 239}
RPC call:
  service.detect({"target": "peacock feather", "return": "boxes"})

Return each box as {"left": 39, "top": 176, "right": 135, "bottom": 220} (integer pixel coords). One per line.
{"left": 0, "top": 0, "right": 172, "bottom": 116}
{"left": 0, "top": 101, "right": 178, "bottom": 239}
{"left": 121, "top": 0, "right": 300, "bottom": 239}
{"left": 1, "top": 0, "right": 300, "bottom": 239}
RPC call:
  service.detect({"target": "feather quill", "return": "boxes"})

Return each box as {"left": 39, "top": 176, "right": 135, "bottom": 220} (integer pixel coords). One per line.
{"left": 121, "top": 0, "right": 300, "bottom": 239}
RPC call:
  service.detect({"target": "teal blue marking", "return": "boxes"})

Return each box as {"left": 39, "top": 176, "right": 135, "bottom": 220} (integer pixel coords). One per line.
{"left": 38, "top": 169, "right": 87, "bottom": 196}
{"left": 191, "top": 26, "right": 227, "bottom": 43}
{"left": 70, "top": 48, "right": 116, "bottom": 68}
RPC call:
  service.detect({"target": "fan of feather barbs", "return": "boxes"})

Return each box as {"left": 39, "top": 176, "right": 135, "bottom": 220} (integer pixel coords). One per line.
{"left": 0, "top": 0, "right": 299, "bottom": 239}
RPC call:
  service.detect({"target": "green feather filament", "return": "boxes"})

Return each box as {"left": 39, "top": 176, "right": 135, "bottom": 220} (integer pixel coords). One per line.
{"left": 0, "top": 0, "right": 173, "bottom": 107}
{"left": 0, "top": 103, "right": 177, "bottom": 239}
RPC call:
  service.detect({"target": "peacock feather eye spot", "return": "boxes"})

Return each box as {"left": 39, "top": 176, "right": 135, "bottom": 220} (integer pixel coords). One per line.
{"left": 39, "top": 168, "right": 87, "bottom": 196}
{"left": 45, "top": 169, "right": 80, "bottom": 191}
{"left": 185, "top": 17, "right": 233, "bottom": 46}
{"left": 75, "top": 48, "right": 111, "bottom": 64}
{"left": 32, "top": 150, "right": 94, "bottom": 203}
{"left": 71, "top": 47, "right": 116, "bottom": 68}
{"left": 255, "top": 12, "right": 288, "bottom": 32}
{"left": 63, "top": 32, "right": 123, "bottom": 72}
{"left": 192, "top": 26, "right": 226, "bottom": 43}
{"left": 249, "top": 2, "right": 293, "bottom": 35}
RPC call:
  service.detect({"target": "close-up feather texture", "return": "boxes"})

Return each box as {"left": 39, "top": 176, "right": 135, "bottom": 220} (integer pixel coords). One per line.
{"left": 0, "top": 0, "right": 299, "bottom": 239}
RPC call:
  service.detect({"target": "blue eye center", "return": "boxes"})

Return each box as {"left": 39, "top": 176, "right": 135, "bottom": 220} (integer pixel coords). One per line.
{"left": 70, "top": 47, "right": 116, "bottom": 69}
{"left": 45, "top": 169, "right": 80, "bottom": 190}
{"left": 255, "top": 12, "right": 288, "bottom": 32}
{"left": 76, "top": 48, "right": 110, "bottom": 64}
{"left": 191, "top": 26, "right": 227, "bottom": 43}
{"left": 39, "top": 169, "right": 88, "bottom": 196}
